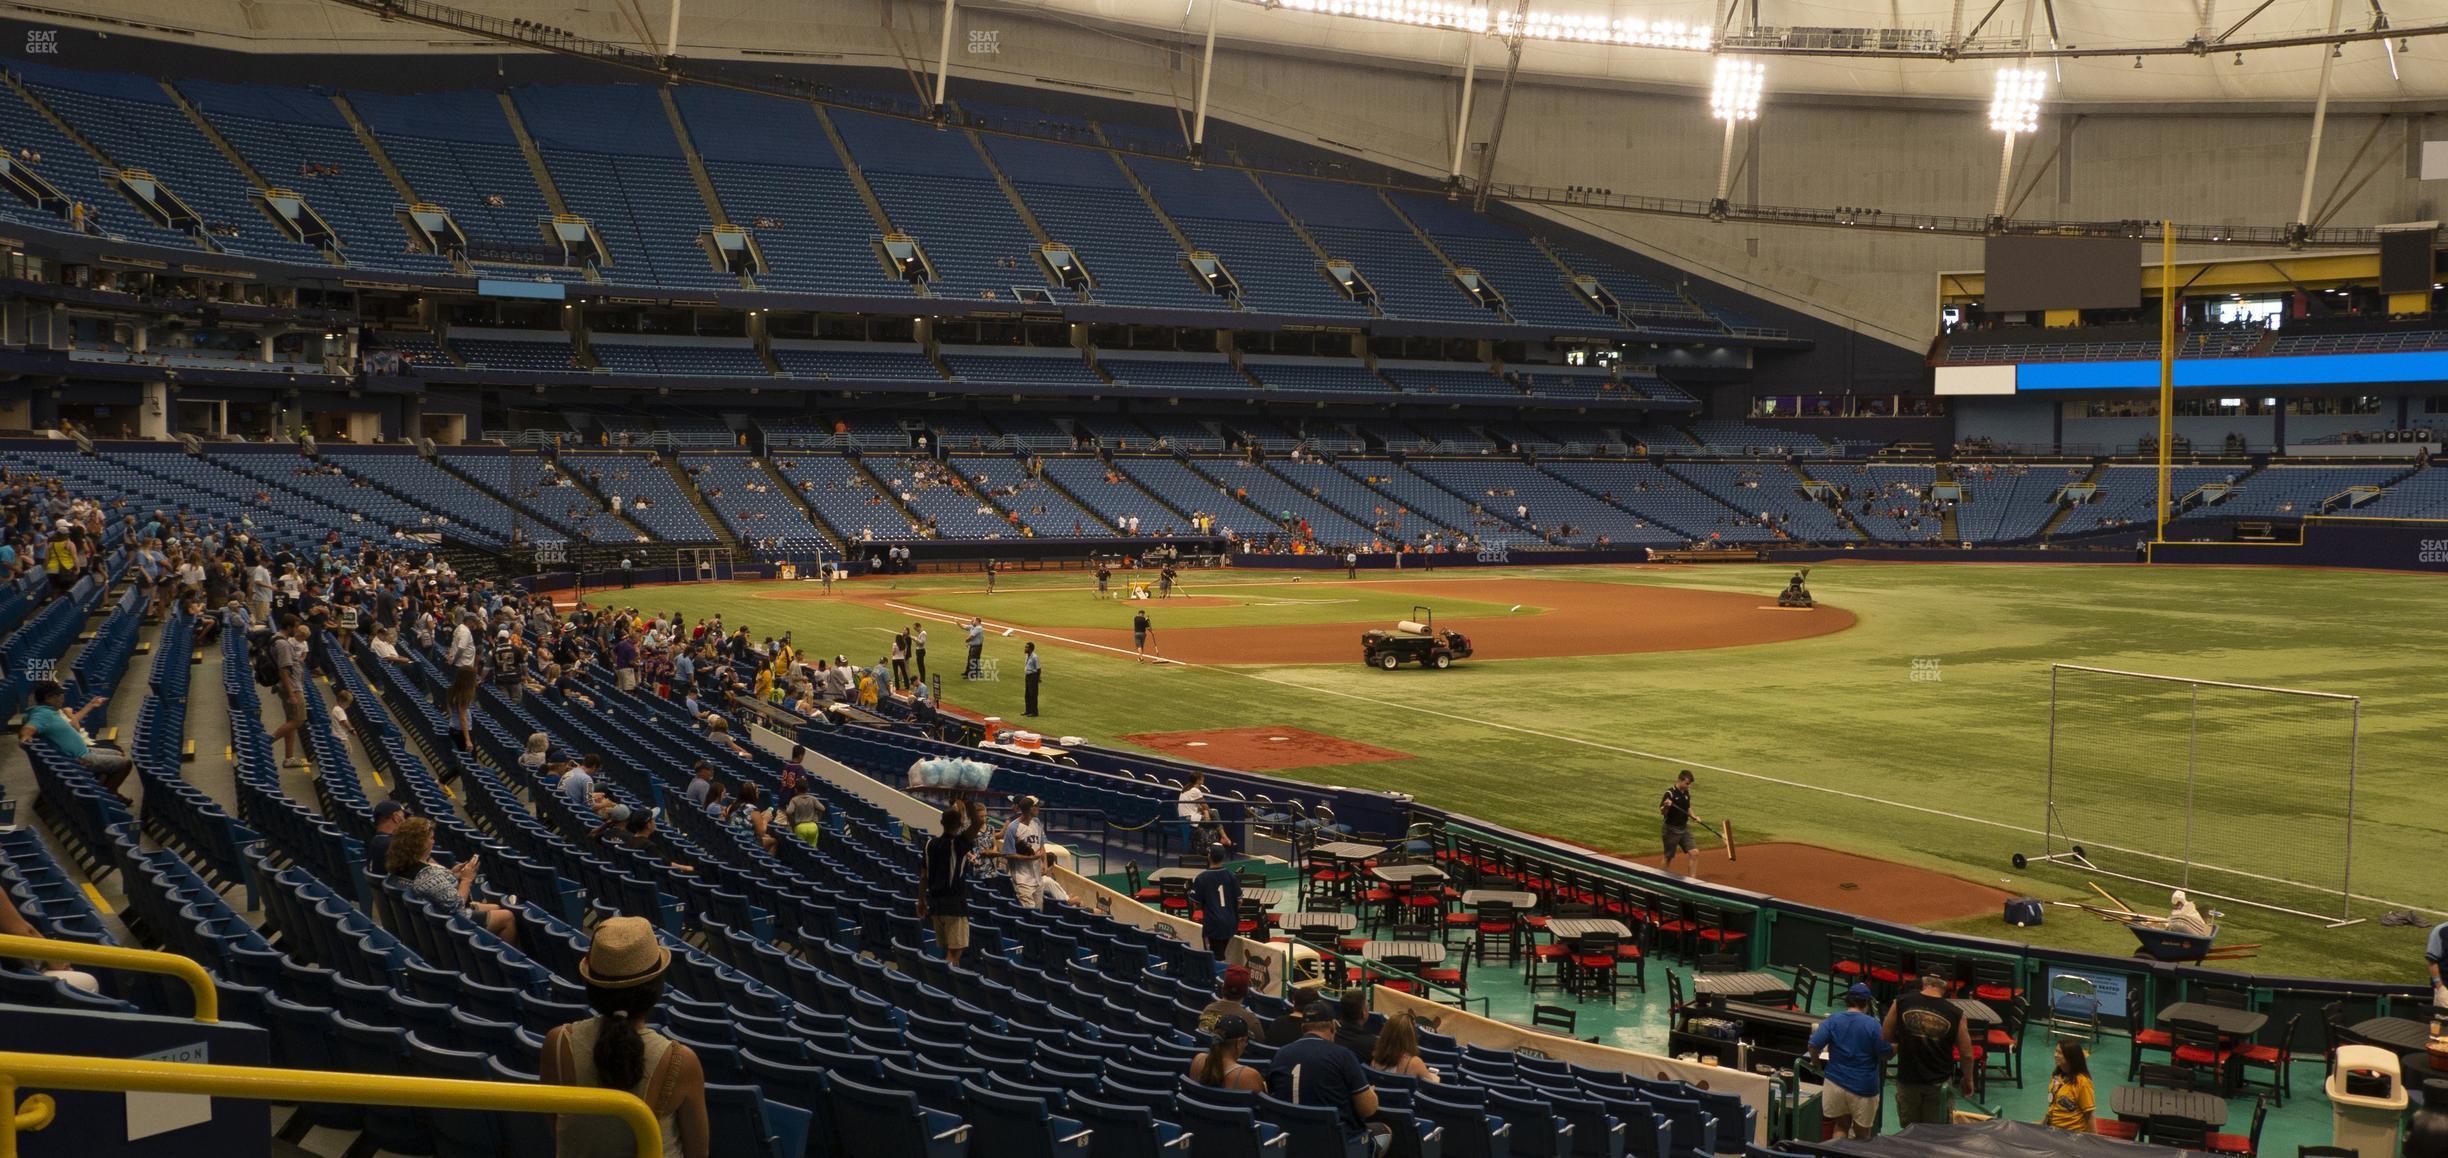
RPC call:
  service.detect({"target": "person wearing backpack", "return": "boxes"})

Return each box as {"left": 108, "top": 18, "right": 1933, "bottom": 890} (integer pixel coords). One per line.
{"left": 492, "top": 629, "right": 527, "bottom": 706}
{"left": 264, "top": 619, "right": 311, "bottom": 769}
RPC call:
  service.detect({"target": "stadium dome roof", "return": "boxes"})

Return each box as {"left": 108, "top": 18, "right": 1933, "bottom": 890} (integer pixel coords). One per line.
{"left": 1023, "top": 0, "right": 2446, "bottom": 106}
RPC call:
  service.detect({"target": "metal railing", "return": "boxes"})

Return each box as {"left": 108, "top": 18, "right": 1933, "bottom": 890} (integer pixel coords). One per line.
{"left": 0, "top": 934, "right": 216, "bottom": 1023}
{"left": 0, "top": 1052, "right": 659, "bottom": 1158}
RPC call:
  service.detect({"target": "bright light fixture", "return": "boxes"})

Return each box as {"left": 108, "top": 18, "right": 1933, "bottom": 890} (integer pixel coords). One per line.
{"left": 1988, "top": 67, "right": 2045, "bottom": 134}
{"left": 1271, "top": 0, "right": 1711, "bottom": 48}
{"left": 1711, "top": 57, "right": 1764, "bottom": 122}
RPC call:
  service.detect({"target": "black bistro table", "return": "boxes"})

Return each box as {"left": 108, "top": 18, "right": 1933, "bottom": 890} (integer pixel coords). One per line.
{"left": 2110, "top": 1085, "right": 2229, "bottom": 1129}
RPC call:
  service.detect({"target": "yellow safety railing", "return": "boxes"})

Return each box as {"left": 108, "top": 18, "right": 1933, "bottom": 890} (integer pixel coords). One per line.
{"left": 0, "top": 1052, "right": 660, "bottom": 1158}
{"left": 0, "top": 935, "right": 216, "bottom": 1023}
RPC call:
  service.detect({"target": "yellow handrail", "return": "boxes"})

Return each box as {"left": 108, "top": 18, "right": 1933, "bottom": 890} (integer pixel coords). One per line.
{"left": 0, "top": 935, "right": 216, "bottom": 1024}
{"left": 0, "top": 1052, "right": 660, "bottom": 1158}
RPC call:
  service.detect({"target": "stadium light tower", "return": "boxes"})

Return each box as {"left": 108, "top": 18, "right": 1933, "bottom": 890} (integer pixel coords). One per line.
{"left": 1708, "top": 57, "right": 1763, "bottom": 221}
{"left": 1987, "top": 67, "right": 2045, "bottom": 230}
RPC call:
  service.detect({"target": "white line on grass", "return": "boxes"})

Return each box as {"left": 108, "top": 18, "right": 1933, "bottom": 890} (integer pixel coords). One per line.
{"left": 872, "top": 598, "right": 2419, "bottom": 913}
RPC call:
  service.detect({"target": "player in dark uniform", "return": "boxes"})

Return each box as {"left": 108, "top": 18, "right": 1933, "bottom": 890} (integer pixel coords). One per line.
{"left": 1133, "top": 610, "right": 1152, "bottom": 662}
{"left": 1095, "top": 562, "right": 1113, "bottom": 599}
{"left": 1660, "top": 770, "right": 1699, "bottom": 879}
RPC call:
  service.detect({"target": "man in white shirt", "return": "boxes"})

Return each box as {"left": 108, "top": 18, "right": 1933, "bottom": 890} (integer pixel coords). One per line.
{"left": 1002, "top": 796, "right": 1048, "bottom": 910}
{"left": 1178, "top": 772, "right": 1232, "bottom": 852}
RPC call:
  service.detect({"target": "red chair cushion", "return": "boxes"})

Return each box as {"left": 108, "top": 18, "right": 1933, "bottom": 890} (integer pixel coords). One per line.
{"left": 1532, "top": 944, "right": 1569, "bottom": 959}
{"left": 1974, "top": 984, "right": 2018, "bottom": 1002}
{"left": 2234, "top": 1043, "right": 2281, "bottom": 1063}
{"left": 1574, "top": 956, "right": 1616, "bottom": 969}
{"left": 1985, "top": 1029, "right": 2014, "bottom": 1048}
{"left": 2173, "top": 1045, "right": 2228, "bottom": 1066}
{"left": 1831, "top": 961, "right": 1865, "bottom": 976}
{"left": 2203, "top": 1132, "right": 2250, "bottom": 1155}
{"left": 2095, "top": 1121, "right": 2139, "bottom": 1140}
{"left": 1617, "top": 945, "right": 1643, "bottom": 959}
{"left": 2134, "top": 1030, "right": 2174, "bottom": 1048}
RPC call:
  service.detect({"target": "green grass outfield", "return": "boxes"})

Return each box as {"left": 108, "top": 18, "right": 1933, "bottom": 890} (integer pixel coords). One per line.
{"left": 597, "top": 562, "right": 2448, "bottom": 982}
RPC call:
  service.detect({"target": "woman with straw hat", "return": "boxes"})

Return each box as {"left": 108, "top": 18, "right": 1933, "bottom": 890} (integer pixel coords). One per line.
{"left": 541, "top": 916, "right": 709, "bottom": 1157}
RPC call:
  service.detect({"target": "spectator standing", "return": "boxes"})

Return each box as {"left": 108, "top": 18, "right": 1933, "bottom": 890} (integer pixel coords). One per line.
{"left": 267, "top": 619, "right": 313, "bottom": 768}
{"left": 1807, "top": 984, "right": 1893, "bottom": 1140}
{"left": 1190, "top": 846, "right": 1241, "bottom": 959}
{"left": 919, "top": 806, "right": 981, "bottom": 967}
{"left": 1884, "top": 972, "right": 1975, "bottom": 1126}
{"left": 541, "top": 916, "right": 710, "bottom": 1158}
{"left": 912, "top": 623, "right": 929, "bottom": 684}
{"left": 1002, "top": 795, "right": 1047, "bottom": 909}
{"left": 1022, "top": 642, "right": 1041, "bottom": 717}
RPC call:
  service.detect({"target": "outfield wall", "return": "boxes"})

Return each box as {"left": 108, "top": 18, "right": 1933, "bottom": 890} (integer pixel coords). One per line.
{"left": 2151, "top": 518, "right": 2448, "bottom": 573}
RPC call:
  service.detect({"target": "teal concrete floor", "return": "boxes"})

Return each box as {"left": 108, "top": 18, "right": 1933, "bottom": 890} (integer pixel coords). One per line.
{"left": 1104, "top": 861, "right": 2349, "bottom": 1154}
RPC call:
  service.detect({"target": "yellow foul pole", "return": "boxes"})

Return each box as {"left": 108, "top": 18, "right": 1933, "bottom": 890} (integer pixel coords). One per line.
{"left": 2155, "top": 220, "right": 2175, "bottom": 544}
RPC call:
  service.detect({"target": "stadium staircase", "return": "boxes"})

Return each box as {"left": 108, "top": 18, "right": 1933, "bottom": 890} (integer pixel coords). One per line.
{"left": 4, "top": 74, "right": 148, "bottom": 235}
{"left": 494, "top": 92, "right": 601, "bottom": 284}
{"left": 1090, "top": 124, "right": 1243, "bottom": 316}
{"left": 1379, "top": 190, "right": 1514, "bottom": 325}
{"left": 430, "top": 450, "right": 577, "bottom": 541}
{"left": 328, "top": 93, "right": 419, "bottom": 206}
{"left": 665, "top": 453, "right": 747, "bottom": 556}
{"left": 757, "top": 457, "right": 850, "bottom": 552}
{"left": 847, "top": 455, "right": 930, "bottom": 533}
{"left": 2037, "top": 461, "right": 2111, "bottom": 537}
{"left": 555, "top": 453, "right": 654, "bottom": 541}
{"left": 1933, "top": 462, "right": 1961, "bottom": 541}
{"left": 1039, "top": 450, "right": 1185, "bottom": 526}
{"left": 961, "top": 124, "right": 1056, "bottom": 251}
{"left": 1240, "top": 161, "right": 1383, "bottom": 319}
{"left": 811, "top": 106, "right": 923, "bottom": 295}
{"left": 1791, "top": 461, "right": 1881, "bottom": 541}
{"left": 655, "top": 87, "right": 756, "bottom": 292}
{"left": 158, "top": 80, "right": 339, "bottom": 265}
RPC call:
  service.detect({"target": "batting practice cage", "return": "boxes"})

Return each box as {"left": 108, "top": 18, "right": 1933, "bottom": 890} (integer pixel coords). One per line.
{"left": 2023, "top": 664, "right": 2363, "bottom": 926}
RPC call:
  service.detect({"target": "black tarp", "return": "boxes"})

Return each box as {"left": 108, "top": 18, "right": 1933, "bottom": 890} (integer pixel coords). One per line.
{"left": 1803, "top": 1119, "right": 2186, "bottom": 1157}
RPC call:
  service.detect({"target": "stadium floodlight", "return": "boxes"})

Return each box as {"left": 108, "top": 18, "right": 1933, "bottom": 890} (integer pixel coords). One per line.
{"left": 1987, "top": 67, "right": 2045, "bottom": 224}
{"left": 1710, "top": 57, "right": 1764, "bottom": 122}
{"left": 1988, "top": 67, "right": 2045, "bottom": 134}
{"left": 1708, "top": 58, "right": 1763, "bottom": 220}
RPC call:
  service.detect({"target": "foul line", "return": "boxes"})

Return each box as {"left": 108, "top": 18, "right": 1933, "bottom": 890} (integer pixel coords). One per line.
{"left": 877, "top": 602, "right": 1190, "bottom": 667}
{"left": 878, "top": 598, "right": 2416, "bottom": 913}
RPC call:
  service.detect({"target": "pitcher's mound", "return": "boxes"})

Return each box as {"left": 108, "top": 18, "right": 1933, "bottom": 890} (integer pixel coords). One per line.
{"left": 1121, "top": 726, "right": 1411, "bottom": 771}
